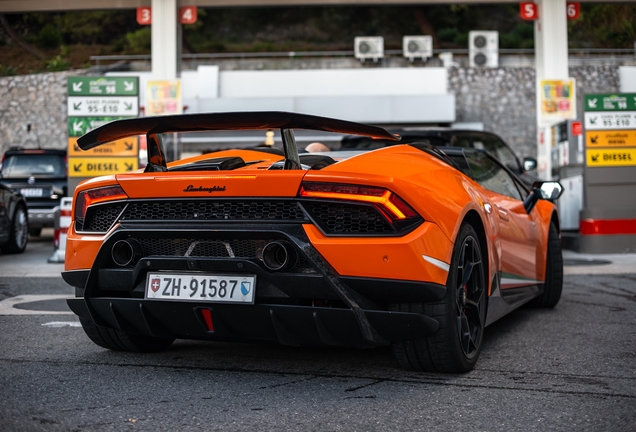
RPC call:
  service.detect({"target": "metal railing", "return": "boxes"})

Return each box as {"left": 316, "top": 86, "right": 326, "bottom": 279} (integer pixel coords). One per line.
{"left": 89, "top": 48, "right": 636, "bottom": 71}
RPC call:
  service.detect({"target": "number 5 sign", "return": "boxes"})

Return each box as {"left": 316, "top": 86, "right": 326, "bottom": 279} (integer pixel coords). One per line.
{"left": 520, "top": 2, "right": 539, "bottom": 20}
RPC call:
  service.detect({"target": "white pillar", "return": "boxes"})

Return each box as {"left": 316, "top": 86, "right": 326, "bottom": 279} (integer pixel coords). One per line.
{"left": 151, "top": 0, "right": 178, "bottom": 80}
{"left": 535, "top": 0, "right": 569, "bottom": 81}
{"left": 535, "top": 0, "right": 569, "bottom": 179}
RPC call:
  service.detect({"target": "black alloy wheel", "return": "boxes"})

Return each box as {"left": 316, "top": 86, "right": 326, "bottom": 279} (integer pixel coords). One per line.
{"left": 2, "top": 205, "right": 28, "bottom": 254}
{"left": 390, "top": 223, "right": 487, "bottom": 372}
{"left": 526, "top": 223, "right": 563, "bottom": 308}
{"left": 454, "top": 231, "right": 486, "bottom": 360}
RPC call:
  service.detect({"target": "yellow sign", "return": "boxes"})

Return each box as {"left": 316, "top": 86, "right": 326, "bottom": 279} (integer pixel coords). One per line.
{"left": 69, "top": 157, "right": 139, "bottom": 177}
{"left": 68, "top": 137, "right": 138, "bottom": 157}
{"left": 586, "top": 148, "right": 636, "bottom": 167}
{"left": 586, "top": 130, "right": 636, "bottom": 148}
{"left": 539, "top": 79, "right": 576, "bottom": 121}
{"left": 146, "top": 80, "right": 182, "bottom": 116}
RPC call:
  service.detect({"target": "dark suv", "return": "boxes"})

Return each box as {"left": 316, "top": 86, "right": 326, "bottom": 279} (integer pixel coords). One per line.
{"left": 0, "top": 148, "right": 67, "bottom": 236}
{"left": 341, "top": 128, "right": 538, "bottom": 187}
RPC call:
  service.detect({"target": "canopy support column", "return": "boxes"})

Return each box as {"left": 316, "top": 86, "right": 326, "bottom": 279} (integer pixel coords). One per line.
{"left": 535, "top": 0, "right": 569, "bottom": 179}
{"left": 151, "top": 0, "right": 178, "bottom": 80}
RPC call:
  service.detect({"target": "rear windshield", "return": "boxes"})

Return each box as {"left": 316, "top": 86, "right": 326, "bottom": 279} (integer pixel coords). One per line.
{"left": 340, "top": 136, "right": 446, "bottom": 149}
{"left": 1, "top": 154, "right": 66, "bottom": 178}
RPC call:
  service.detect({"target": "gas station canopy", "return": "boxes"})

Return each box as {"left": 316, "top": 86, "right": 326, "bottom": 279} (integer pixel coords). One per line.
{"left": 0, "top": 0, "right": 625, "bottom": 13}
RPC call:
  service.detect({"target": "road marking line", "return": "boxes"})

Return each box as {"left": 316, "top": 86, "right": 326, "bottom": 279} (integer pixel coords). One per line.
{"left": 0, "top": 294, "right": 73, "bottom": 316}
{"left": 42, "top": 321, "right": 81, "bottom": 327}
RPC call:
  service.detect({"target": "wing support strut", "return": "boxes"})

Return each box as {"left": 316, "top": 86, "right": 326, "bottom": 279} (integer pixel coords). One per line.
{"left": 144, "top": 133, "right": 168, "bottom": 172}
{"left": 281, "top": 128, "right": 301, "bottom": 170}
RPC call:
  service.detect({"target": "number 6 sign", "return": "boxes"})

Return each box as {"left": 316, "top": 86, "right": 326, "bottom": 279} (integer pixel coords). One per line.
{"left": 566, "top": 2, "right": 580, "bottom": 20}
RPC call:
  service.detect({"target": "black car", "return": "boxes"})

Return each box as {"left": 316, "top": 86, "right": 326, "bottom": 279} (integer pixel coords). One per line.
{"left": 0, "top": 148, "right": 67, "bottom": 236}
{"left": 0, "top": 183, "right": 28, "bottom": 254}
{"left": 340, "top": 128, "right": 538, "bottom": 187}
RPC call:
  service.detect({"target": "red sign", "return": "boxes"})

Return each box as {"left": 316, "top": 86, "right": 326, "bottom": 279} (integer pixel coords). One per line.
{"left": 520, "top": 2, "right": 539, "bottom": 20}
{"left": 558, "top": 100, "right": 571, "bottom": 112}
{"left": 136, "top": 6, "right": 197, "bottom": 25}
{"left": 179, "top": 6, "right": 197, "bottom": 24}
{"left": 572, "top": 121, "right": 582, "bottom": 136}
{"left": 566, "top": 2, "right": 580, "bottom": 20}
{"left": 136, "top": 7, "right": 151, "bottom": 25}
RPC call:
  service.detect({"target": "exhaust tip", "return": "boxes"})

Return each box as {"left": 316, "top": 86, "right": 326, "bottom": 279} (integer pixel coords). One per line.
{"left": 261, "top": 241, "right": 297, "bottom": 271}
{"left": 111, "top": 239, "right": 143, "bottom": 267}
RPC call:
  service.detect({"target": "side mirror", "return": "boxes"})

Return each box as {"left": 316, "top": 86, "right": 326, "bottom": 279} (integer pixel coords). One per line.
{"left": 523, "top": 157, "right": 537, "bottom": 172}
{"left": 523, "top": 181, "right": 563, "bottom": 214}
{"left": 536, "top": 181, "right": 563, "bottom": 200}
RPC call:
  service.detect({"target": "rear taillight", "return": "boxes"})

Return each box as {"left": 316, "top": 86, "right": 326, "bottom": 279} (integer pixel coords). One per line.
{"left": 299, "top": 182, "right": 418, "bottom": 221}
{"left": 75, "top": 185, "right": 128, "bottom": 228}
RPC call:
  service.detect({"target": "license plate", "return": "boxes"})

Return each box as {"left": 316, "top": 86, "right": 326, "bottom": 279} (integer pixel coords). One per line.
{"left": 20, "top": 188, "right": 43, "bottom": 197}
{"left": 145, "top": 273, "right": 255, "bottom": 304}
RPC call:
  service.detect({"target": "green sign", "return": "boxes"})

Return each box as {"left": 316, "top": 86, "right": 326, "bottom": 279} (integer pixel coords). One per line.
{"left": 67, "top": 116, "right": 133, "bottom": 137}
{"left": 585, "top": 93, "right": 636, "bottom": 112}
{"left": 68, "top": 76, "right": 139, "bottom": 96}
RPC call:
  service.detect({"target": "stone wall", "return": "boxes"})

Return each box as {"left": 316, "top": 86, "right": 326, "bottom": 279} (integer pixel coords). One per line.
{"left": 0, "top": 70, "right": 87, "bottom": 155}
{"left": 448, "top": 66, "right": 621, "bottom": 160}
{"left": 0, "top": 66, "right": 622, "bottom": 159}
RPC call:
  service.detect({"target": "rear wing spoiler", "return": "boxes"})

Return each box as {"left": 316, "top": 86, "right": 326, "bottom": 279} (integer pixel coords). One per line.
{"left": 77, "top": 111, "right": 400, "bottom": 172}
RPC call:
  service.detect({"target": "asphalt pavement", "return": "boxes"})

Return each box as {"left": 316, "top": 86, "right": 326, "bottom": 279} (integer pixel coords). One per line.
{"left": 0, "top": 230, "right": 635, "bottom": 431}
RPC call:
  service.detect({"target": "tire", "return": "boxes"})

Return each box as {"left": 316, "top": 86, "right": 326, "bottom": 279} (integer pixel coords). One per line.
{"left": 28, "top": 227, "right": 42, "bottom": 237}
{"left": 391, "top": 223, "right": 487, "bottom": 373}
{"left": 527, "top": 223, "right": 563, "bottom": 308}
{"left": 79, "top": 316, "right": 175, "bottom": 353}
{"left": 1, "top": 205, "right": 28, "bottom": 254}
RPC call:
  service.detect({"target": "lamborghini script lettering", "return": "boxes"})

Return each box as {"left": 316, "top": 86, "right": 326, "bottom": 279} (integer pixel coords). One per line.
{"left": 183, "top": 185, "right": 227, "bottom": 193}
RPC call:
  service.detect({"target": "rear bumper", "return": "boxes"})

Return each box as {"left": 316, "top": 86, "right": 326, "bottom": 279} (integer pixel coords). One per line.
{"left": 28, "top": 207, "right": 58, "bottom": 228}
{"left": 67, "top": 297, "right": 440, "bottom": 347}
{"left": 64, "top": 223, "right": 447, "bottom": 348}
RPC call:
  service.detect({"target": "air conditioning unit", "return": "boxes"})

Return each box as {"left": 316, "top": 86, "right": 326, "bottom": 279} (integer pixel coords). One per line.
{"left": 469, "top": 31, "right": 498, "bottom": 68}
{"left": 354, "top": 36, "right": 384, "bottom": 62}
{"left": 402, "top": 36, "right": 433, "bottom": 62}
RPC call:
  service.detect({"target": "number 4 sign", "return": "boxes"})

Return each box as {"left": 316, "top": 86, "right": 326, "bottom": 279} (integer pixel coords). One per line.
{"left": 179, "top": 6, "right": 197, "bottom": 24}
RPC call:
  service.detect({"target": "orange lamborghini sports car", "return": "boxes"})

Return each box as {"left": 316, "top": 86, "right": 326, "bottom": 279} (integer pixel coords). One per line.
{"left": 64, "top": 112, "right": 563, "bottom": 373}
